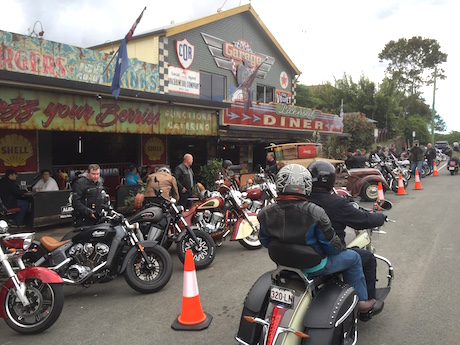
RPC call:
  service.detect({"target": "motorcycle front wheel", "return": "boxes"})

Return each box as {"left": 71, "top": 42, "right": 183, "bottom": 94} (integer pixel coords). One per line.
{"left": 176, "top": 230, "right": 215, "bottom": 270}
{"left": 4, "top": 280, "right": 64, "bottom": 334}
{"left": 124, "top": 245, "right": 173, "bottom": 293}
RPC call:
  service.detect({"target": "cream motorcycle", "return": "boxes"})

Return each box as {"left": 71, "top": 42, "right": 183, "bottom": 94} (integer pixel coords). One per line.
{"left": 235, "top": 201, "right": 394, "bottom": 345}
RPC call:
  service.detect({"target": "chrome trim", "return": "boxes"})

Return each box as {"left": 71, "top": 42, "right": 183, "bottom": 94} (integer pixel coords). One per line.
{"left": 49, "top": 257, "right": 72, "bottom": 270}
{"left": 234, "top": 337, "right": 250, "bottom": 345}
{"left": 335, "top": 295, "right": 358, "bottom": 327}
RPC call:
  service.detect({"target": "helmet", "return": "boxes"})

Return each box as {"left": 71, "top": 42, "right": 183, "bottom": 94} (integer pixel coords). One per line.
{"left": 308, "top": 160, "right": 336, "bottom": 191}
{"left": 222, "top": 160, "right": 233, "bottom": 169}
{"left": 157, "top": 167, "right": 171, "bottom": 175}
{"left": 454, "top": 142, "right": 459, "bottom": 148}
{"left": 276, "top": 164, "right": 312, "bottom": 196}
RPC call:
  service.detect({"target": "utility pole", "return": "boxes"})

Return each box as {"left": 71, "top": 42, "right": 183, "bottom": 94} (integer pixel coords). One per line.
{"left": 431, "top": 67, "right": 437, "bottom": 144}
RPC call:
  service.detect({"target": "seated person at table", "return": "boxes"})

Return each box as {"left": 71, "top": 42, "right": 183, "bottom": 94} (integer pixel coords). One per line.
{"left": 0, "top": 169, "right": 30, "bottom": 227}
{"left": 33, "top": 169, "right": 59, "bottom": 192}
{"left": 125, "top": 166, "right": 142, "bottom": 185}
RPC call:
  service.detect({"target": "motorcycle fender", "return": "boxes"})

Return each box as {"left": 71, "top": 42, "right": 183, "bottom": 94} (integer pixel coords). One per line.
{"left": 119, "top": 240, "right": 159, "bottom": 274}
{"left": 0, "top": 267, "right": 63, "bottom": 318}
{"left": 303, "top": 279, "right": 358, "bottom": 345}
{"left": 347, "top": 231, "right": 370, "bottom": 249}
{"left": 236, "top": 271, "right": 272, "bottom": 344}
{"left": 361, "top": 175, "right": 389, "bottom": 190}
{"left": 232, "top": 213, "right": 259, "bottom": 240}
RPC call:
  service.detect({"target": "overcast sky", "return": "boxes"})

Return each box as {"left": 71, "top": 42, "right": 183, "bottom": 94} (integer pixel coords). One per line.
{"left": 1, "top": 0, "right": 459, "bottom": 134}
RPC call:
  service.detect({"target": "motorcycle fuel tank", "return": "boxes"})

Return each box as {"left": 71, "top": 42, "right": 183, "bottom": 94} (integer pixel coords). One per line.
{"left": 196, "top": 196, "right": 224, "bottom": 210}
{"left": 61, "top": 223, "right": 117, "bottom": 242}
{"left": 246, "top": 187, "right": 263, "bottom": 200}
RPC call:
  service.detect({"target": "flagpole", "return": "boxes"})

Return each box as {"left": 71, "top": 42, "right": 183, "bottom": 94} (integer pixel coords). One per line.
{"left": 101, "top": 46, "right": 120, "bottom": 77}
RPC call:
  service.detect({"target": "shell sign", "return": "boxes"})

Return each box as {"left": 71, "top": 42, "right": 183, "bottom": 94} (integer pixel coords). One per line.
{"left": 0, "top": 130, "right": 38, "bottom": 172}
{"left": 142, "top": 135, "right": 166, "bottom": 167}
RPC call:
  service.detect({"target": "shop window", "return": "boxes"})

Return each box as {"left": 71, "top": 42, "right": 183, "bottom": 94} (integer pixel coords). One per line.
{"left": 257, "top": 85, "right": 274, "bottom": 104}
{"left": 200, "top": 72, "right": 225, "bottom": 101}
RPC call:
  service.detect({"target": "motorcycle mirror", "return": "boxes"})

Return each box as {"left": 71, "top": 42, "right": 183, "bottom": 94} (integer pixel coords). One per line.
{"left": 378, "top": 200, "right": 393, "bottom": 211}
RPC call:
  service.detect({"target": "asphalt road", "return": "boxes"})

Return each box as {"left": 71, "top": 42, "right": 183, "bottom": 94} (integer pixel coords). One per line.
{"left": 2, "top": 163, "right": 459, "bottom": 344}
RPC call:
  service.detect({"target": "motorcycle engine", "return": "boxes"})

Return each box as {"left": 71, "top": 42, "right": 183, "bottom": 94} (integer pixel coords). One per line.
{"left": 195, "top": 210, "right": 225, "bottom": 233}
{"left": 66, "top": 242, "right": 110, "bottom": 281}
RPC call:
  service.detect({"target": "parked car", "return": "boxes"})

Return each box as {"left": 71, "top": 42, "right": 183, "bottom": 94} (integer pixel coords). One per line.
{"left": 435, "top": 141, "right": 450, "bottom": 153}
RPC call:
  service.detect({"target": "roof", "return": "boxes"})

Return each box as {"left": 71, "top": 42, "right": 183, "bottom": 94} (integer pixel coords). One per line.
{"left": 91, "top": 4, "right": 300, "bottom": 75}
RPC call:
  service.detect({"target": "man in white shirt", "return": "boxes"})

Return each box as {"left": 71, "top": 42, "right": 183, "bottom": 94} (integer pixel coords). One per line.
{"left": 33, "top": 169, "right": 59, "bottom": 192}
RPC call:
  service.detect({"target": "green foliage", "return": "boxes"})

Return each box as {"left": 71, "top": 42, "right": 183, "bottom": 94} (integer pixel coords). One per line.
{"left": 123, "top": 183, "right": 145, "bottom": 212}
{"left": 199, "top": 159, "right": 223, "bottom": 190}
{"left": 435, "top": 131, "right": 460, "bottom": 144}
{"left": 378, "top": 36, "right": 447, "bottom": 95}
{"left": 343, "top": 113, "right": 375, "bottom": 151}
{"left": 398, "top": 115, "right": 430, "bottom": 144}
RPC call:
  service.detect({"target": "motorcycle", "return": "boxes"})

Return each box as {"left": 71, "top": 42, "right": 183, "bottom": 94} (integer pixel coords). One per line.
{"left": 235, "top": 203, "right": 394, "bottom": 345}
{"left": 130, "top": 181, "right": 216, "bottom": 270}
{"left": 371, "top": 154, "right": 408, "bottom": 193}
{"left": 447, "top": 159, "right": 459, "bottom": 175}
{"left": 23, "top": 205, "right": 173, "bottom": 294}
{"left": 0, "top": 220, "right": 65, "bottom": 334}
{"left": 182, "top": 181, "right": 262, "bottom": 250}
{"left": 244, "top": 170, "right": 277, "bottom": 214}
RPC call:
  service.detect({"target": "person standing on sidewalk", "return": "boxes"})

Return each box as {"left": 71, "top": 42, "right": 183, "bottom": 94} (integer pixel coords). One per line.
{"left": 174, "top": 153, "right": 194, "bottom": 209}
{"left": 425, "top": 143, "right": 437, "bottom": 174}
{"left": 409, "top": 140, "right": 424, "bottom": 176}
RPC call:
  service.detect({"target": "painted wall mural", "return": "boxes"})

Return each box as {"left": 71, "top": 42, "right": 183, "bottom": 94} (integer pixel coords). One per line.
{"left": 0, "top": 30, "right": 160, "bottom": 93}
{"left": 0, "top": 87, "right": 218, "bottom": 136}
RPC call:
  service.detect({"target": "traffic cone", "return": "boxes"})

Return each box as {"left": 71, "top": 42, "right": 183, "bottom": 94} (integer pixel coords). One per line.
{"left": 171, "top": 249, "right": 212, "bottom": 331}
{"left": 433, "top": 161, "right": 439, "bottom": 176}
{"left": 396, "top": 173, "right": 407, "bottom": 195}
{"left": 374, "top": 182, "right": 385, "bottom": 210}
{"left": 413, "top": 168, "right": 422, "bottom": 190}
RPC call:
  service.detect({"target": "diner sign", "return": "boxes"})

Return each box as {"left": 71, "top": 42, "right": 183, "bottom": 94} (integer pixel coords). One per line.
{"left": 224, "top": 103, "right": 343, "bottom": 133}
{"left": 0, "top": 87, "right": 217, "bottom": 136}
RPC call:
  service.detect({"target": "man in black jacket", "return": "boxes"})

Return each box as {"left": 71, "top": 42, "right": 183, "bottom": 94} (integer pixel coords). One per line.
{"left": 71, "top": 164, "right": 105, "bottom": 227}
{"left": 307, "top": 160, "right": 386, "bottom": 312}
{"left": 0, "top": 169, "right": 29, "bottom": 226}
{"left": 174, "top": 153, "right": 194, "bottom": 209}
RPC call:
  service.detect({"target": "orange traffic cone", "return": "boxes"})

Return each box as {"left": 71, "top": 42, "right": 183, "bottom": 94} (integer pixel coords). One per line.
{"left": 374, "top": 182, "right": 385, "bottom": 210}
{"left": 171, "top": 249, "right": 212, "bottom": 331}
{"left": 414, "top": 168, "right": 422, "bottom": 190}
{"left": 396, "top": 173, "right": 407, "bottom": 195}
{"left": 433, "top": 161, "right": 439, "bottom": 176}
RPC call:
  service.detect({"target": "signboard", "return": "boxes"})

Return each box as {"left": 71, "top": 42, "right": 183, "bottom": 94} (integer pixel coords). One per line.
{"left": 0, "top": 30, "right": 160, "bottom": 93}
{"left": 0, "top": 129, "right": 38, "bottom": 172}
{"left": 175, "top": 38, "right": 195, "bottom": 69}
{"left": 0, "top": 87, "right": 217, "bottom": 136}
{"left": 142, "top": 135, "right": 167, "bottom": 167}
{"left": 224, "top": 103, "right": 343, "bottom": 133}
{"left": 280, "top": 71, "right": 288, "bottom": 89}
{"left": 275, "top": 90, "right": 292, "bottom": 105}
{"left": 168, "top": 66, "right": 200, "bottom": 95}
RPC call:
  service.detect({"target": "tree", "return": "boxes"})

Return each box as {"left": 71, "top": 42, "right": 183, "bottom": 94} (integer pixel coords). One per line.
{"left": 343, "top": 113, "right": 375, "bottom": 151}
{"left": 433, "top": 112, "right": 447, "bottom": 133}
{"left": 378, "top": 36, "right": 447, "bottom": 95}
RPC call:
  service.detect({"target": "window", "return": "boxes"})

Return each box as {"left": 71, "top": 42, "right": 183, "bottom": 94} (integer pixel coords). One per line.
{"left": 257, "top": 85, "right": 275, "bottom": 103}
{"left": 200, "top": 72, "right": 225, "bottom": 101}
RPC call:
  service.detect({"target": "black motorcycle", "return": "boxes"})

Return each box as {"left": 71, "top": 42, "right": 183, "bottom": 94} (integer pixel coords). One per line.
{"left": 23, "top": 206, "right": 173, "bottom": 294}
{"left": 130, "top": 180, "right": 215, "bottom": 270}
{"left": 371, "top": 154, "right": 408, "bottom": 192}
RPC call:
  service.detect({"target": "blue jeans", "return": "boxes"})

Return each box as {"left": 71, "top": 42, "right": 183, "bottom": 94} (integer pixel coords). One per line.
{"left": 15, "top": 199, "right": 29, "bottom": 226}
{"left": 411, "top": 160, "right": 423, "bottom": 176}
{"left": 308, "top": 249, "right": 368, "bottom": 301}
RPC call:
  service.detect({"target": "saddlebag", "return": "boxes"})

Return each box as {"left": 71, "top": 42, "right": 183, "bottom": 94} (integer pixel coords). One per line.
{"left": 235, "top": 271, "right": 272, "bottom": 345}
{"left": 302, "top": 278, "right": 358, "bottom": 345}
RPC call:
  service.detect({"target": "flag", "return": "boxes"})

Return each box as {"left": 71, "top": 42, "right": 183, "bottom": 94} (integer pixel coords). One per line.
{"left": 241, "top": 61, "right": 265, "bottom": 112}
{"left": 110, "top": 7, "right": 146, "bottom": 98}
{"left": 125, "top": 7, "right": 146, "bottom": 43}
{"left": 110, "top": 39, "right": 128, "bottom": 99}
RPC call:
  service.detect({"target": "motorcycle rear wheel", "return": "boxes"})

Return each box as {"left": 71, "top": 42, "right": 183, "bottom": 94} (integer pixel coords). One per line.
{"left": 4, "top": 280, "right": 64, "bottom": 334}
{"left": 124, "top": 245, "right": 173, "bottom": 293}
{"left": 176, "top": 230, "right": 215, "bottom": 270}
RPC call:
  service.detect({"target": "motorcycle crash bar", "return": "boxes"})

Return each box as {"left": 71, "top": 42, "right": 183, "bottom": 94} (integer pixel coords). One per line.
{"left": 242, "top": 316, "right": 309, "bottom": 339}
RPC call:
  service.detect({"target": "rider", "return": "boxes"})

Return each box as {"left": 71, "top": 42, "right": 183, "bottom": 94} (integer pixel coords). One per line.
{"left": 144, "top": 167, "right": 179, "bottom": 202}
{"left": 215, "top": 160, "right": 240, "bottom": 187}
{"left": 71, "top": 164, "right": 105, "bottom": 227}
{"left": 257, "top": 164, "right": 376, "bottom": 312}
{"left": 448, "top": 142, "right": 460, "bottom": 167}
{"left": 307, "top": 160, "right": 387, "bottom": 313}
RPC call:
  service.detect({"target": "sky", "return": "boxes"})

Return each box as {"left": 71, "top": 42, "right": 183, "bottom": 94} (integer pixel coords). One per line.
{"left": 1, "top": 0, "right": 459, "bottom": 133}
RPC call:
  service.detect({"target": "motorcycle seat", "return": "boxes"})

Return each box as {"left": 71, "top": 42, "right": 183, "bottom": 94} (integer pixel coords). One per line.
{"left": 268, "top": 241, "right": 325, "bottom": 269}
{"left": 40, "top": 236, "right": 71, "bottom": 252}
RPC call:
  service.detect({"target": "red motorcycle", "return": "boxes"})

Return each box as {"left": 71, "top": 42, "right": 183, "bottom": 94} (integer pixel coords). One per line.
{"left": 243, "top": 171, "right": 277, "bottom": 214}
{"left": 183, "top": 183, "right": 262, "bottom": 249}
{"left": 0, "top": 220, "right": 64, "bottom": 334}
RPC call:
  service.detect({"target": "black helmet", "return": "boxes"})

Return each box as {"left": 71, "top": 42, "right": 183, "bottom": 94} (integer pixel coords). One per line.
{"left": 222, "top": 160, "right": 233, "bottom": 169}
{"left": 276, "top": 164, "right": 312, "bottom": 196}
{"left": 308, "top": 160, "right": 336, "bottom": 191}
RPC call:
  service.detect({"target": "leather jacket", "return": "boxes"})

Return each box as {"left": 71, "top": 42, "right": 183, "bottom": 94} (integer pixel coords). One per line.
{"left": 71, "top": 172, "right": 104, "bottom": 226}
{"left": 174, "top": 163, "right": 194, "bottom": 191}
{"left": 144, "top": 171, "right": 179, "bottom": 201}
{"left": 258, "top": 197, "right": 345, "bottom": 256}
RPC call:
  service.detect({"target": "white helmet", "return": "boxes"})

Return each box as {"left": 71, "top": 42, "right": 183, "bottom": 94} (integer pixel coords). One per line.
{"left": 157, "top": 167, "right": 171, "bottom": 175}
{"left": 276, "top": 164, "right": 312, "bottom": 196}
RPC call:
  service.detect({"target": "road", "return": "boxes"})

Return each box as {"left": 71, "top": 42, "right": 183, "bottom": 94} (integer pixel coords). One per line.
{"left": 1, "top": 163, "right": 459, "bottom": 344}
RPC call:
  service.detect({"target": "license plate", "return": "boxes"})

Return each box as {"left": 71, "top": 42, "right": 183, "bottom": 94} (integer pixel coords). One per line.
{"left": 270, "top": 286, "right": 294, "bottom": 306}
{"left": 449, "top": 166, "right": 455, "bottom": 170}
